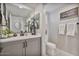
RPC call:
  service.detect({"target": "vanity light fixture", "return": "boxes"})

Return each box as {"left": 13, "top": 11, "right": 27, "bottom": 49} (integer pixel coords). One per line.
{"left": 12, "top": 4, "right": 32, "bottom": 11}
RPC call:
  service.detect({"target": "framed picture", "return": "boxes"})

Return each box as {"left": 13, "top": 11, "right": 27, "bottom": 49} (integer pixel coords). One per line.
{"left": 60, "top": 7, "right": 79, "bottom": 20}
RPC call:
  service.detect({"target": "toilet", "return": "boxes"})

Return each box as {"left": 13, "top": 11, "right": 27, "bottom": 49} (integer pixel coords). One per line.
{"left": 46, "top": 42, "right": 56, "bottom": 56}
{"left": 46, "top": 42, "right": 73, "bottom": 56}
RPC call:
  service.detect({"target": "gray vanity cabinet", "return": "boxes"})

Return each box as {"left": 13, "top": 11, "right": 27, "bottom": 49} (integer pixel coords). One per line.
{"left": 25, "top": 38, "right": 41, "bottom": 56}
{"left": 0, "top": 40, "right": 25, "bottom": 56}
{"left": 0, "top": 38, "right": 41, "bottom": 56}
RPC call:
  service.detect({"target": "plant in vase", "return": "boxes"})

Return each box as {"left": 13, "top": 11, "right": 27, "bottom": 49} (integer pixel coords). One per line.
{"left": 2, "top": 28, "right": 14, "bottom": 38}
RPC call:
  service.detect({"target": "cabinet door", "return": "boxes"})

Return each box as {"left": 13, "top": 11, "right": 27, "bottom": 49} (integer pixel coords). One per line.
{"left": 0, "top": 40, "right": 25, "bottom": 56}
{"left": 25, "top": 38, "right": 41, "bottom": 56}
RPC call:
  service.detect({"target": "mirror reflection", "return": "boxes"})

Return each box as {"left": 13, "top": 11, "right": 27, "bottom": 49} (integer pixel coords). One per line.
{"left": 0, "top": 3, "right": 40, "bottom": 38}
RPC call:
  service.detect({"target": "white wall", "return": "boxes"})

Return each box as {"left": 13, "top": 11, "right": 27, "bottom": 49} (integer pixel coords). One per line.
{"left": 44, "top": 4, "right": 66, "bottom": 43}
{"left": 47, "top": 10, "right": 60, "bottom": 43}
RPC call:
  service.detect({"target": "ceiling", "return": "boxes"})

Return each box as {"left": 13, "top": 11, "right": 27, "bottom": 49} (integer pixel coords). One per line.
{"left": 22, "top": 3, "right": 39, "bottom": 9}
{"left": 44, "top": 3, "right": 66, "bottom": 12}
{"left": 6, "top": 3, "right": 39, "bottom": 18}
{"left": 44, "top": 3, "right": 78, "bottom": 13}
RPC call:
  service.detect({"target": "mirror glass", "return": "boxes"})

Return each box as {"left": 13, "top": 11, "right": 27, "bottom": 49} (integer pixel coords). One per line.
{"left": 0, "top": 3, "right": 40, "bottom": 34}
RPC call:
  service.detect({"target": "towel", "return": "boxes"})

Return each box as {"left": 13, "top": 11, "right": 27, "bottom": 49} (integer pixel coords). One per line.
{"left": 66, "top": 23, "right": 76, "bottom": 36}
{"left": 58, "top": 24, "right": 65, "bottom": 34}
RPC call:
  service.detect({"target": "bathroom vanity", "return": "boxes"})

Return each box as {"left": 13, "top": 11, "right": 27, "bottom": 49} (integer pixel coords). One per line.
{"left": 0, "top": 34, "right": 41, "bottom": 56}
{"left": 0, "top": 3, "right": 42, "bottom": 56}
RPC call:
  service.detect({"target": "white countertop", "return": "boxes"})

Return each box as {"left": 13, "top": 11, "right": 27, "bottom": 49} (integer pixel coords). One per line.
{"left": 0, "top": 34, "right": 41, "bottom": 43}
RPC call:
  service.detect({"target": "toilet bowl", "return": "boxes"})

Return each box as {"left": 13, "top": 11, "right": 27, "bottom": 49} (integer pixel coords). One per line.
{"left": 46, "top": 42, "right": 56, "bottom": 56}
